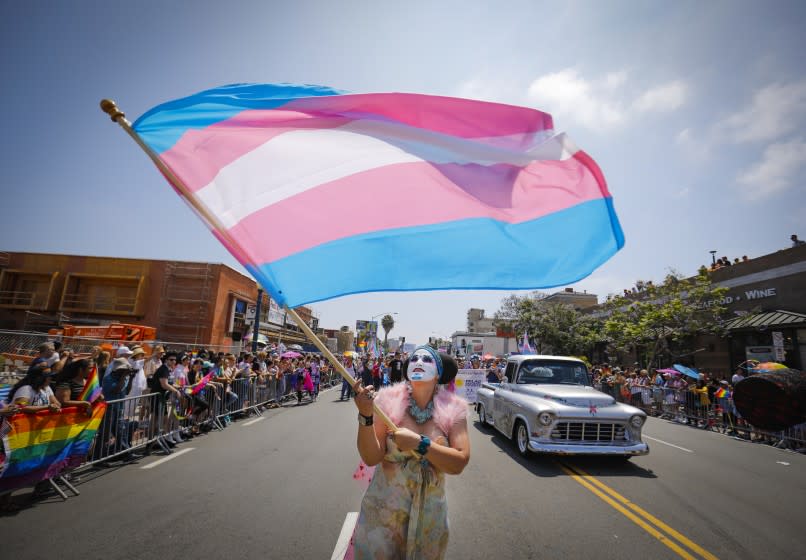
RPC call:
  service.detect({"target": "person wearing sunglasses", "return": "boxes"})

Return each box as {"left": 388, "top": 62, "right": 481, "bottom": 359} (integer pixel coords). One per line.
{"left": 352, "top": 345, "right": 469, "bottom": 559}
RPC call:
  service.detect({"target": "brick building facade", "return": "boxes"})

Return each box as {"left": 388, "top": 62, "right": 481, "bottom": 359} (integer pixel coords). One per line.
{"left": 0, "top": 252, "right": 314, "bottom": 348}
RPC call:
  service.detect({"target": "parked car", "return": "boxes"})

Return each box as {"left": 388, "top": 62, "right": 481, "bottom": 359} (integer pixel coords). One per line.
{"left": 475, "top": 355, "right": 649, "bottom": 458}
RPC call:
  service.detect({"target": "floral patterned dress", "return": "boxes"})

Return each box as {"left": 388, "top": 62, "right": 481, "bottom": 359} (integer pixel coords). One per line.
{"left": 353, "top": 383, "right": 467, "bottom": 560}
{"left": 353, "top": 431, "right": 450, "bottom": 560}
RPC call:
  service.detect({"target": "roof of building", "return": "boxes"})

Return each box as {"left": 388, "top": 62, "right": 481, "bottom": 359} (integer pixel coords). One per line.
{"left": 6, "top": 250, "right": 250, "bottom": 277}
{"left": 723, "top": 309, "right": 806, "bottom": 330}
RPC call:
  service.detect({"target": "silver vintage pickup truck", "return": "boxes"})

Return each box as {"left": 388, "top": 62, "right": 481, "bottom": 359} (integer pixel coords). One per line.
{"left": 476, "top": 355, "right": 649, "bottom": 458}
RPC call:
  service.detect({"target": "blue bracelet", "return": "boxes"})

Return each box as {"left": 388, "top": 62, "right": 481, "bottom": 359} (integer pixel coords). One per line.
{"left": 417, "top": 434, "right": 431, "bottom": 455}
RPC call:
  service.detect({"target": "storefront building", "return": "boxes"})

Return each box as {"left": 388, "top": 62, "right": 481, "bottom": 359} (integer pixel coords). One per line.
{"left": 709, "top": 244, "right": 806, "bottom": 373}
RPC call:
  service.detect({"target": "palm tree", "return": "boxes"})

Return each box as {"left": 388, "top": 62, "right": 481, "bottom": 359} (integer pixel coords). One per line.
{"left": 381, "top": 314, "right": 395, "bottom": 352}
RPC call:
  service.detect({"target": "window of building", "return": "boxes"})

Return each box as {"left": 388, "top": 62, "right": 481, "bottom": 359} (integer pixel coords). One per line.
{"left": 0, "top": 270, "right": 57, "bottom": 309}
{"left": 230, "top": 298, "right": 248, "bottom": 339}
{"left": 60, "top": 273, "right": 143, "bottom": 315}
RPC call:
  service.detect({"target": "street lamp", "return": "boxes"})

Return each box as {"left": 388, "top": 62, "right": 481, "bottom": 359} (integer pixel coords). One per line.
{"left": 371, "top": 311, "right": 397, "bottom": 321}
{"left": 709, "top": 250, "right": 717, "bottom": 266}
{"left": 370, "top": 312, "right": 397, "bottom": 354}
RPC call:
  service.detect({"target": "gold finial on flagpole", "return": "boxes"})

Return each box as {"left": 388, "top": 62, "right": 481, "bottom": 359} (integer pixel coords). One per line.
{"left": 100, "top": 99, "right": 126, "bottom": 123}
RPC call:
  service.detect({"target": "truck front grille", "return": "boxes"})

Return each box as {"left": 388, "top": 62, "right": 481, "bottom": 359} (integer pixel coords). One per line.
{"left": 551, "top": 422, "right": 627, "bottom": 443}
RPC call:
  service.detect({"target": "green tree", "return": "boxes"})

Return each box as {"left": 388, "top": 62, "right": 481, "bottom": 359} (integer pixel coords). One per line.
{"left": 601, "top": 270, "right": 728, "bottom": 368}
{"left": 495, "top": 292, "right": 599, "bottom": 357}
{"left": 381, "top": 314, "right": 395, "bottom": 351}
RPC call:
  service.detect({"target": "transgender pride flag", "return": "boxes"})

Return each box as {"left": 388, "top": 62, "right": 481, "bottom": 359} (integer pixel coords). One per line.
{"left": 133, "top": 84, "right": 624, "bottom": 307}
{"left": 519, "top": 332, "right": 536, "bottom": 354}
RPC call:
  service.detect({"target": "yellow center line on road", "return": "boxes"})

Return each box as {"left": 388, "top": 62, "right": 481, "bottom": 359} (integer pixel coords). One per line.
{"left": 565, "top": 464, "right": 718, "bottom": 560}
{"left": 559, "top": 463, "right": 719, "bottom": 560}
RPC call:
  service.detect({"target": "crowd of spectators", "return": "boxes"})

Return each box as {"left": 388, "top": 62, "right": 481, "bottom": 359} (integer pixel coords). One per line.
{"left": 590, "top": 363, "right": 805, "bottom": 452}
{"left": 0, "top": 343, "right": 355, "bottom": 464}
{"left": 707, "top": 254, "right": 750, "bottom": 271}
{"left": 698, "top": 234, "right": 804, "bottom": 274}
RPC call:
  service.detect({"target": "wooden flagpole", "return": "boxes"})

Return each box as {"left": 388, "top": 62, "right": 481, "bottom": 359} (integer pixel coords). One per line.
{"left": 99, "top": 99, "right": 398, "bottom": 431}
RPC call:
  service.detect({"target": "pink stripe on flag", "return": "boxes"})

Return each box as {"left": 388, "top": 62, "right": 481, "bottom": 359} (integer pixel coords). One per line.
{"left": 160, "top": 111, "right": 351, "bottom": 193}
{"left": 158, "top": 94, "right": 553, "bottom": 194}
{"left": 225, "top": 152, "right": 607, "bottom": 264}
{"left": 284, "top": 92, "right": 553, "bottom": 139}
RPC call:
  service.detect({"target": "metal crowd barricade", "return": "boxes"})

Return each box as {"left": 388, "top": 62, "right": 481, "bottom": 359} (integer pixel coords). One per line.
{"left": 253, "top": 375, "right": 279, "bottom": 407}
{"left": 200, "top": 383, "right": 226, "bottom": 430}
{"left": 80, "top": 384, "right": 236, "bottom": 470}
{"left": 229, "top": 377, "right": 257, "bottom": 416}
{"left": 612, "top": 384, "right": 806, "bottom": 451}
{"left": 211, "top": 378, "right": 256, "bottom": 423}
{"left": 80, "top": 391, "right": 168, "bottom": 468}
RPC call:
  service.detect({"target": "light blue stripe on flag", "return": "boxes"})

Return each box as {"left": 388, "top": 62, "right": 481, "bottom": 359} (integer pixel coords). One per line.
{"left": 250, "top": 197, "right": 624, "bottom": 307}
{"left": 133, "top": 83, "right": 344, "bottom": 154}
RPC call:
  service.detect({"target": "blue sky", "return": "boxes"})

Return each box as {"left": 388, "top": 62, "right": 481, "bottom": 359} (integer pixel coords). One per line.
{"left": 2, "top": 1, "right": 805, "bottom": 345}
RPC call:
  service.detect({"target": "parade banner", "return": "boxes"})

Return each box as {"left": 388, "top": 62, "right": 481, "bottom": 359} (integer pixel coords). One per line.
{"left": 355, "top": 320, "right": 378, "bottom": 337}
{"left": 0, "top": 404, "right": 107, "bottom": 492}
{"left": 454, "top": 369, "right": 487, "bottom": 403}
{"left": 267, "top": 298, "right": 286, "bottom": 326}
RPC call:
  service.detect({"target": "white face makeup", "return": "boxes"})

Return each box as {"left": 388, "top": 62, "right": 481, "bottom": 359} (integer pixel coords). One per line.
{"left": 407, "top": 349, "right": 438, "bottom": 383}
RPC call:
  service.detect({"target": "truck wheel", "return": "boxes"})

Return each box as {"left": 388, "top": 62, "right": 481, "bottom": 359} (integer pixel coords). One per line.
{"left": 514, "top": 420, "right": 530, "bottom": 457}
{"left": 478, "top": 404, "right": 488, "bottom": 426}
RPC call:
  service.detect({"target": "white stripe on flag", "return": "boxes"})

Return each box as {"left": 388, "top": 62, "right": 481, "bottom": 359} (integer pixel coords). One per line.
{"left": 195, "top": 123, "right": 578, "bottom": 229}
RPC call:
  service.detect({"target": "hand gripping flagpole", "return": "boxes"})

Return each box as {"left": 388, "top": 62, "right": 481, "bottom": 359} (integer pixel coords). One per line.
{"left": 99, "top": 99, "right": 398, "bottom": 432}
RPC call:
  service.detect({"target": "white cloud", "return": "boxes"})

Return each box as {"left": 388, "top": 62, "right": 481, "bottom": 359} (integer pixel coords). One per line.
{"left": 527, "top": 69, "right": 627, "bottom": 131}
{"left": 633, "top": 81, "right": 687, "bottom": 112}
{"left": 676, "top": 128, "right": 692, "bottom": 145}
{"left": 604, "top": 71, "right": 628, "bottom": 90}
{"left": 736, "top": 139, "right": 806, "bottom": 199}
{"left": 525, "top": 69, "right": 687, "bottom": 132}
{"left": 675, "top": 127, "right": 714, "bottom": 162}
{"left": 716, "top": 80, "right": 806, "bottom": 143}
{"left": 456, "top": 78, "right": 520, "bottom": 105}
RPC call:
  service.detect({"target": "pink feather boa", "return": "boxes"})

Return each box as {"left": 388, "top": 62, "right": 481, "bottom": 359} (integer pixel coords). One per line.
{"left": 373, "top": 382, "right": 468, "bottom": 436}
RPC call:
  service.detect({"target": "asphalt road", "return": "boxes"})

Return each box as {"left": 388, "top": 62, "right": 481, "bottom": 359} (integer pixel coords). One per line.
{"left": 3, "top": 386, "right": 805, "bottom": 560}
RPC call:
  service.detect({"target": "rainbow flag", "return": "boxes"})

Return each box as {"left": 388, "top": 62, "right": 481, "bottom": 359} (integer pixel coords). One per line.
{"left": 715, "top": 387, "right": 730, "bottom": 399}
{"left": 187, "top": 371, "right": 214, "bottom": 396}
{"left": 0, "top": 404, "right": 106, "bottom": 491}
{"left": 133, "top": 84, "right": 623, "bottom": 307}
{"left": 78, "top": 365, "right": 103, "bottom": 403}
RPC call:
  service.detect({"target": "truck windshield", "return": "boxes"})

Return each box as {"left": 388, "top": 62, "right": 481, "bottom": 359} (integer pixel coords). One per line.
{"left": 516, "top": 360, "right": 590, "bottom": 386}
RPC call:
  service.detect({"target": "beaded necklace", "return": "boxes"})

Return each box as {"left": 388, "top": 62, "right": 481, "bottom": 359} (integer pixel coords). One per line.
{"left": 407, "top": 384, "right": 435, "bottom": 424}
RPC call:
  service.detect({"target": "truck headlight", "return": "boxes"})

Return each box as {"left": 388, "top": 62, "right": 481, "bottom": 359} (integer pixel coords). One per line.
{"left": 538, "top": 412, "right": 555, "bottom": 426}
{"left": 630, "top": 415, "right": 645, "bottom": 428}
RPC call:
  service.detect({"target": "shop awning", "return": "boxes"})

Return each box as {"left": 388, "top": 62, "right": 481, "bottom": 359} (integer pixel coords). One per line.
{"left": 724, "top": 309, "right": 806, "bottom": 331}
